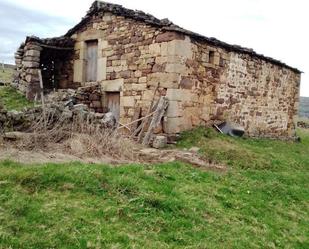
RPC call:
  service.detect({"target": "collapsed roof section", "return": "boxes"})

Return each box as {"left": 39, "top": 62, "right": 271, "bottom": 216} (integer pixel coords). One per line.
{"left": 65, "top": 0, "right": 301, "bottom": 73}
{"left": 25, "top": 36, "right": 75, "bottom": 50}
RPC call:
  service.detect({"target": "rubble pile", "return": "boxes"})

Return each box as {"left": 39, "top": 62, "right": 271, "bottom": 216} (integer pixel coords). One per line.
{"left": 0, "top": 101, "right": 115, "bottom": 134}
{"left": 298, "top": 121, "right": 309, "bottom": 129}
{"left": 45, "top": 84, "right": 104, "bottom": 113}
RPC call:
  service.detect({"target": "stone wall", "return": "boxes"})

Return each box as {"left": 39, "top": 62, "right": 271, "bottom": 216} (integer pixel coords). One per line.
{"left": 71, "top": 12, "right": 187, "bottom": 131}
{"left": 70, "top": 11, "right": 301, "bottom": 139}
{"left": 14, "top": 37, "right": 75, "bottom": 100}
{"left": 15, "top": 6, "right": 300, "bottom": 139}
{"left": 155, "top": 35, "right": 301, "bottom": 138}
{"left": 15, "top": 41, "right": 41, "bottom": 100}
{"left": 216, "top": 52, "right": 300, "bottom": 138}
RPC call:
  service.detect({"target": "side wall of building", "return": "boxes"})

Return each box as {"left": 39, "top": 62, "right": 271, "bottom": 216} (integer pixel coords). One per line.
{"left": 170, "top": 37, "right": 301, "bottom": 138}
{"left": 216, "top": 52, "right": 300, "bottom": 138}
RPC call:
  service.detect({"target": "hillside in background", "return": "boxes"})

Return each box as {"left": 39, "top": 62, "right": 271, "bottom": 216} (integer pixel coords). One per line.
{"left": 0, "top": 65, "right": 14, "bottom": 84}
{"left": 2, "top": 63, "right": 15, "bottom": 69}
{"left": 299, "top": 97, "right": 309, "bottom": 118}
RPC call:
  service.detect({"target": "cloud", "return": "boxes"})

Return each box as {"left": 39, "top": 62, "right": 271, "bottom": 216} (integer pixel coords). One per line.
{"left": 0, "top": 0, "right": 75, "bottom": 63}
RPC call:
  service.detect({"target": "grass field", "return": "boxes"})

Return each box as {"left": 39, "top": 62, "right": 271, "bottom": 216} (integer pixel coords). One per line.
{"left": 0, "top": 86, "right": 33, "bottom": 111}
{"left": 0, "top": 129, "right": 308, "bottom": 248}
{"left": 0, "top": 66, "right": 14, "bottom": 84}
{"left": 0, "top": 67, "right": 34, "bottom": 111}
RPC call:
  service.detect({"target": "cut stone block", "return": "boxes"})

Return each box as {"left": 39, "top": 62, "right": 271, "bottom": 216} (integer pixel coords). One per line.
{"left": 163, "top": 117, "right": 183, "bottom": 134}
{"left": 22, "top": 61, "right": 39, "bottom": 68}
{"left": 25, "top": 50, "right": 40, "bottom": 57}
{"left": 73, "top": 60, "right": 84, "bottom": 83}
{"left": 166, "top": 101, "right": 182, "bottom": 117}
{"left": 152, "top": 135, "right": 167, "bottom": 149}
{"left": 97, "top": 57, "right": 107, "bottom": 81}
{"left": 122, "top": 96, "right": 135, "bottom": 107}
{"left": 155, "top": 31, "right": 185, "bottom": 43}
{"left": 147, "top": 72, "right": 180, "bottom": 88}
{"left": 166, "top": 89, "right": 194, "bottom": 102}
{"left": 101, "top": 79, "right": 123, "bottom": 92}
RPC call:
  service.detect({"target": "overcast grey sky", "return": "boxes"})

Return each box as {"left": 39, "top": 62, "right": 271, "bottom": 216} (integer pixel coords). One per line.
{"left": 0, "top": 0, "right": 308, "bottom": 96}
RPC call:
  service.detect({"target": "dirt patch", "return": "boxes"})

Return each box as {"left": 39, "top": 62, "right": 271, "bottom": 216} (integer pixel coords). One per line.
{"left": 0, "top": 146, "right": 132, "bottom": 165}
{"left": 138, "top": 148, "right": 227, "bottom": 172}
{"left": 0, "top": 136, "right": 227, "bottom": 171}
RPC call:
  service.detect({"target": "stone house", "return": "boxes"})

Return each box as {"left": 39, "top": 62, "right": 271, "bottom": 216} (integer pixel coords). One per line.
{"left": 14, "top": 1, "right": 301, "bottom": 139}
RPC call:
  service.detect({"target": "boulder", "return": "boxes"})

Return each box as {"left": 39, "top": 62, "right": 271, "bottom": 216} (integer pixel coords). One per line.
{"left": 100, "top": 112, "right": 116, "bottom": 127}
{"left": 189, "top": 147, "right": 200, "bottom": 153}
{"left": 152, "top": 135, "right": 167, "bottom": 149}
{"left": 72, "top": 104, "right": 89, "bottom": 112}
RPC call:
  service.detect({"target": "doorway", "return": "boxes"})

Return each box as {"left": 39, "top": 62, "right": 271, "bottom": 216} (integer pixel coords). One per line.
{"left": 85, "top": 40, "right": 98, "bottom": 82}
{"left": 106, "top": 92, "right": 120, "bottom": 122}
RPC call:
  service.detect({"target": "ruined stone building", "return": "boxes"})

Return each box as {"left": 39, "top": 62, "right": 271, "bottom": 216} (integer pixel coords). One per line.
{"left": 14, "top": 1, "right": 301, "bottom": 139}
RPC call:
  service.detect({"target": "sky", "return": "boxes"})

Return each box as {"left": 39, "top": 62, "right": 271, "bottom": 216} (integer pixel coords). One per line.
{"left": 0, "top": 0, "right": 308, "bottom": 96}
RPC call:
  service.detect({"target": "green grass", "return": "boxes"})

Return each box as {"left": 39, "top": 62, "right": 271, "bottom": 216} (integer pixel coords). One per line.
{"left": 0, "top": 86, "right": 33, "bottom": 111}
{"left": 0, "top": 67, "right": 14, "bottom": 83}
{"left": 177, "top": 127, "right": 309, "bottom": 171}
{"left": 0, "top": 130, "right": 308, "bottom": 248}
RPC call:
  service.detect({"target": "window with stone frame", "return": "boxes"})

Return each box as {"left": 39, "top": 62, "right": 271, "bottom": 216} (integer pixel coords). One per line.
{"left": 209, "top": 50, "right": 215, "bottom": 64}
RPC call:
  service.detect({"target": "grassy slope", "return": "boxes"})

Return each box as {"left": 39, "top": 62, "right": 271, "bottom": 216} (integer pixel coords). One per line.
{"left": 0, "top": 86, "right": 33, "bottom": 111}
{"left": 0, "top": 129, "right": 308, "bottom": 248}
{"left": 177, "top": 128, "right": 309, "bottom": 171}
{"left": 0, "top": 67, "right": 33, "bottom": 111}
{"left": 0, "top": 67, "right": 14, "bottom": 83}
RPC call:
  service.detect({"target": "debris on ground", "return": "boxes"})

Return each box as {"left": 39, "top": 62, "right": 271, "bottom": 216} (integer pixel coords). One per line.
{"left": 214, "top": 121, "right": 245, "bottom": 137}
{"left": 152, "top": 135, "right": 167, "bottom": 149}
{"left": 0, "top": 90, "right": 226, "bottom": 171}
{"left": 2, "top": 132, "right": 30, "bottom": 141}
{"left": 138, "top": 148, "right": 226, "bottom": 172}
{"left": 298, "top": 121, "right": 309, "bottom": 129}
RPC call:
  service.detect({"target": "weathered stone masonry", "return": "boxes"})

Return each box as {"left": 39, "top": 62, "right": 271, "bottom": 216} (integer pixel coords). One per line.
{"left": 14, "top": 1, "right": 301, "bottom": 139}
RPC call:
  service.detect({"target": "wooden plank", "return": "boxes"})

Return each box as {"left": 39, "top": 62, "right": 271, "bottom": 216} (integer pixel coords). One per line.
{"left": 131, "top": 107, "right": 141, "bottom": 131}
{"left": 38, "top": 69, "right": 46, "bottom": 127}
{"left": 137, "top": 86, "right": 159, "bottom": 142}
{"left": 86, "top": 41, "right": 98, "bottom": 82}
{"left": 106, "top": 92, "right": 120, "bottom": 122}
{"left": 142, "top": 96, "right": 168, "bottom": 146}
{"left": 39, "top": 44, "right": 74, "bottom": 50}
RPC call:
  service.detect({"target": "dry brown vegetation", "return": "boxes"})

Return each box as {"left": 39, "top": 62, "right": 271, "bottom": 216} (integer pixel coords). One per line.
{"left": 2, "top": 109, "right": 140, "bottom": 163}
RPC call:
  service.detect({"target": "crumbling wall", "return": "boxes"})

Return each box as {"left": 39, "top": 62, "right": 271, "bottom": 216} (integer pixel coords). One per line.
{"left": 15, "top": 41, "right": 41, "bottom": 100}
{"left": 14, "top": 37, "right": 75, "bottom": 100}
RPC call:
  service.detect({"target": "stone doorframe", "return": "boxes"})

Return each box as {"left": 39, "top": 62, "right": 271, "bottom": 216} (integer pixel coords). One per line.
{"left": 72, "top": 29, "right": 107, "bottom": 84}
{"left": 100, "top": 79, "right": 124, "bottom": 119}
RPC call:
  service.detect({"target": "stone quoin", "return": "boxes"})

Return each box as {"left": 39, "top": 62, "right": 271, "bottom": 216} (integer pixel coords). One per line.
{"left": 14, "top": 1, "right": 302, "bottom": 139}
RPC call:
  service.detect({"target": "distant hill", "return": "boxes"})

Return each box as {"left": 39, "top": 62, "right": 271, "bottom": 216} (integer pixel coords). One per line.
{"left": 0, "top": 66, "right": 14, "bottom": 83}
{"left": 1, "top": 63, "right": 15, "bottom": 69}
{"left": 299, "top": 97, "right": 309, "bottom": 118}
